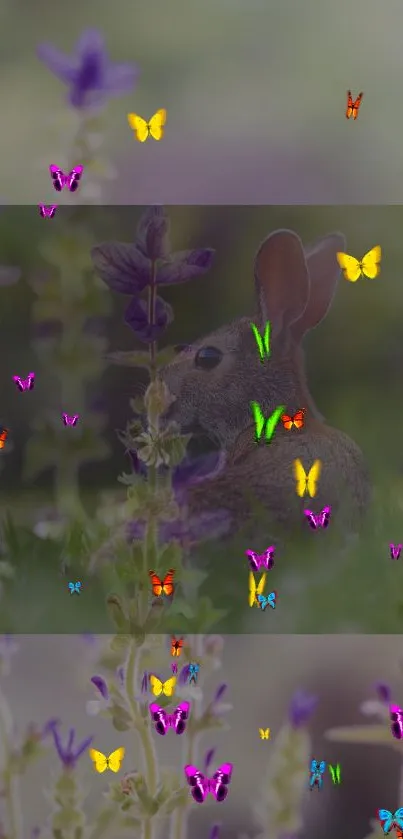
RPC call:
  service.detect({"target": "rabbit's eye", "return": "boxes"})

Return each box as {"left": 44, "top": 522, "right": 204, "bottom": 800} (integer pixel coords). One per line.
{"left": 194, "top": 346, "right": 223, "bottom": 370}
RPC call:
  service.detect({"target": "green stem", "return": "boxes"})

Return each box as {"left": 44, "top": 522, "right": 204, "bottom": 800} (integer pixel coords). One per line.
{"left": 0, "top": 687, "right": 22, "bottom": 839}
{"left": 148, "top": 261, "right": 157, "bottom": 378}
{"left": 126, "top": 641, "right": 158, "bottom": 797}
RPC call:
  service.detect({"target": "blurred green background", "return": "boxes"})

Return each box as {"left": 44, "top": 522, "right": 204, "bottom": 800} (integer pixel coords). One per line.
{"left": 0, "top": 205, "right": 402, "bottom": 632}
{"left": 1, "top": 0, "right": 403, "bottom": 202}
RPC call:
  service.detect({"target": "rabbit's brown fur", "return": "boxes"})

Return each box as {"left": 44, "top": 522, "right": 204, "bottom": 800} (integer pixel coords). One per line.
{"left": 160, "top": 229, "right": 370, "bottom": 530}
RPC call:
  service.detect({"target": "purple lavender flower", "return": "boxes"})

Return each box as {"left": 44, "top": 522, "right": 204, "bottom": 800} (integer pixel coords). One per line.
{"left": 37, "top": 29, "right": 139, "bottom": 109}
{"left": 90, "top": 675, "right": 109, "bottom": 700}
{"left": 48, "top": 721, "right": 93, "bottom": 769}
{"left": 128, "top": 508, "right": 231, "bottom": 549}
{"left": 209, "top": 825, "right": 221, "bottom": 839}
{"left": 374, "top": 681, "right": 391, "bottom": 703}
{"left": 125, "top": 295, "right": 173, "bottom": 344}
{"left": 204, "top": 748, "right": 216, "bottom": 772}
{"left": 179, "top": 664, "right": 191, "bottom": 685}
{"left": 288, "top": 690, "right": 318, "bottom": 728}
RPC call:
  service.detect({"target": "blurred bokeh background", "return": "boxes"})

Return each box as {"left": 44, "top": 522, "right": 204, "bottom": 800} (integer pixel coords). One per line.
{"left": 5, "top": 633, "right": 403, "bottom": 839}
{"left": 0, "top": 205, "right": 402, "bottom": 632}
{"left": 2, "top": 0, "right": 403, "bottom": 203}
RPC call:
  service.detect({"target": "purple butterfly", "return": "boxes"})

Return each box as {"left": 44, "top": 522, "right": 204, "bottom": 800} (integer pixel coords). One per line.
{"left": 390, "top": 544, "right": 402, "bottom": 560}
{"left": 390, "top": 703, "right": 403, "bottom": 739}
{"left": 38, "top": 204, "right": 58, "bottom": 218}
{"left": 304, "top": 506, "right": 331, "bottom": 530}
{"left": 49, "top": 165, "right": 83, "bottom": 193}
{"left": 62, "top": 414, "right": 79, "bottom": 427}
{"left": 13, "top": 373, "right": 35, "bottom": 392}
{"left": 149, "top": 701, "right": 190, "bottom": 735}
{"left": 245, "top": 546, "right": 275, "bottom": 571}
{"left": 184, "top": 762, "right": 233, "bottom": 803}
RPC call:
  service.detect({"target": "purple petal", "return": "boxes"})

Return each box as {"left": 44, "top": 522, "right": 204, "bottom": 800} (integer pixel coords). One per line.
{"left": 74, "top": 734, "right": 94, "bottom": 760}
{"left": 136, "top": 207, "right": 170, "bottom": 261}
{"left": 67, "top": 728, "right": 75, "bottom": 751}
{"left": 172, "top": 452, "right": 226, "bottom": 502}
{"left": 127, "top": 520, "right": 146, "bottom": 542}
{"left": 75, "top": 29, "right": 106, "bottom": 58}
{"left": 91, "top": 675, "right": 109, "bottom": 700}
{"left": 105, "top": 62, "right": 140, "bottom": 95}
{"left": 374, "top": 681, "right": 391, "bottom": 703}
{"left": 204, "top": 748, "right": 216, "bottom": 771}
{"left": 41, "top": 718, "right": 61, "bottom": 739}
{"left": 171, "top": 662, "right": 178, "bottom": 675}
{"left": 91, "top": 242, "right": 151, "bottom": 294}
{"left": 116, "top": 666, "right": 125, "bottom": 686}
{"left": 179, "top": 664, "right": 190, "bottom": 685}
{"left": 50, "top": 722, "right": 65, "bottom": 763}
{"left": 160, "top": 509, "right": 231, "bottom": 546}
{"left": 213, "top": 683, "right": 227, "bottom": 703}
{"left": 289, "top": 690, "right": 318, "bottom": 728}
{"left": 124, "top": 295, "right": 173, "bottom": 343}
{"left": 141, "top": 671, "right": 148, "bottom": 693}
{"left": 36, "top": 43, "right": 77, "bottom": 83}
{"left": 209, "top": 825, "right": 221, "bottom": 839}
{"left": 157, "top": 249, "right": 215, "bottom": 285}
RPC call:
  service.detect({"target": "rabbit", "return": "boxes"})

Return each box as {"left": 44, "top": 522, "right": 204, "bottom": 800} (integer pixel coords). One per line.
{"left": 160, "top": 229, "right": 371, "bottom": 532}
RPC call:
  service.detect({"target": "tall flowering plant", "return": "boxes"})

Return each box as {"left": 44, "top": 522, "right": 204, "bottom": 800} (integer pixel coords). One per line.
{"left": 23, "top": 30, "right": 139, "bottom": 523}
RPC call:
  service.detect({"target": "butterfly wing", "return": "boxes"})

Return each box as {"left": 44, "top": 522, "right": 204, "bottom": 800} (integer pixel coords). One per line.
{"left": 307, "top": 460, "right": 321, "bottom": 498}
{"left": 127, "top": 113, "right": 149, "bottom": 142}
{"left": 149, "top": 702, "right": 169, "bottom": 735}
{"left": 246, "top": 550, "right": 260, "bottom": 572}
{"left": 211, "top": 763, "right": 233, "bottom": 802}
{"left": 149, "top": 571, "right": 163, "bottom": 597}
{"left": 107, "top": 747, "right": 125, "bottom": 773}
{"left": 336, "top": 252, "right": 362, "bottom": 282}
{"left": 378, "top": 810, "right": 393, "bottom": 833}
{"left": 49, "top": 165, "right": 66, "bottom": 191}
{"left": 162, "top": 676, "right": 176, "bottom": 697}
{"left": 256, "top": 573, "right": 267, "bottom": 599}
{"left": 304, "top": 509, "right": 318, "bottom": 529}
{"left": 263, "top": 546, "right": 275, "bottom": 570}
{"left": 390, "top": 703, "right": 403, "bottom": 739}
{"left": 0, "top": 429, "right": 8, "bottom": 450}
{"left": 184, "top": 765, "right": 208, "bottom": 803}
{"left": 162, "top": 569, "right": 175, "bottom": 596}
{"left": 148, "top": 108, "right": 166, "bottom": 141}
{"left": 320, "top": 506, "right": 331, "bottom": 528}
{"left": 149, "top": 675, "right": 164, "bottom": 696}
{"left": 257, "top": 593, "right": 267, "bottom": 610}
{"left": 361, "top": 245, "right": 381, "bottom": 279}
{"left": 352, "top": 91, "right": 363, "bottom": 119}
{"left": 281, "top": 414, "right": 293, "bottom": 430}
{"left": 293, "top": 459, "right": 308, "bottom": 497}
{"left": 346, "top": 90, "right": 354, "bottom": 119}
{"left": 89, "top": 748, "right": 108, "bottom": 773}
{"left": 13, "top": 376, "right": 24, "bottom": 392}
{"left": 67, "top": 166, "right": 83, "bottom": 192}
{"left": 293, "top": 409, "right": 305, "bottom": 429}
{"left": 171, "top": 636, "right": 183, "bottom": 656}
{"left": 248, "top": 571, "right": 257, "bottom": 607}
{"left": 393, "top": 808, "right": 403, "bottom": 829}
{"left": 171, "top": 701, "right": 190, "bottom": 735}
{"left": 268, "top": 591, "right": 276, "bottom": 609}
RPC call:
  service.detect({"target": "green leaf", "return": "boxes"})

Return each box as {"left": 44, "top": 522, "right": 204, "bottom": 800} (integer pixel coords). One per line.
{"left": 107, "top": 597, "right": 129, "bottom": 633}
{"left": 158, "top": 542, "right": 183, "bottom": 571}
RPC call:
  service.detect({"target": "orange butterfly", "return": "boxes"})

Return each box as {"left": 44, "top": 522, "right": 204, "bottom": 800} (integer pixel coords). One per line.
{"left": 171, "top": 636, "right": 184, "bottom": 657}
{"left": 346, "top": 90, "right": 363, "bottom": 120}
{"left": 149, "top": 568, "right": 175, "bottom": 597}
{"left": 0, "top": 427, "right": 9, "bottom": 450}
{"left": 281, "top": 410, "right": 305, "bottom": 430}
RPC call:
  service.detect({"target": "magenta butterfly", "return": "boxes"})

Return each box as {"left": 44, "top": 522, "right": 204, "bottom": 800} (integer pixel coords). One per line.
{"left": 390, "top": 544, "right": 402, "bottom": 560}
{"left": 245, "top": 546, "right": 275, "bottom": 571}
{"left": 184, "top": 762, "right": 233, "bottom": 803}
{"left": 13, "top": 373, "right": 35, "bottom": 392}
{"left": 390, "top": 703, "right": 403, "bottom": 739}
{"left": 62, "top": 414, "right": 79, "bottom": 427}
{"left": 149, "top": 701, "right": 190, "bottom": 736}
{"left": 38, "top": 204, "right": 57, "bottom": 218}
{"left": 49, "top": 165, "right": 83, "bottom": 193}
{"left": 304, "top": 506, "right": 331, "bottom": 530}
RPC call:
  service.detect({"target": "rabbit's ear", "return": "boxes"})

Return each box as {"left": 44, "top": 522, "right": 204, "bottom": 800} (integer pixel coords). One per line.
{"left": 254, "top": 229, "right": 310, "bottom": 340}
{"left": 291, "top": 232, "right": 346, "bottom": 343}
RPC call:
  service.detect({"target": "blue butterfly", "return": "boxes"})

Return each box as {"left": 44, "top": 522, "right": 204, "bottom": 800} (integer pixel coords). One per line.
{"left": 309, "top": 759, "right": 326, "bottom": 791}
{"left": 257, "top": 591, "right": 276, "bottom": 610}
{"left": 378, "top": 809, "right": 403, "bottom": 834}
{"left": 188, "top": 663, "right": 200, "bottom": 684}
{"left": 68, "top": 581, "right": 82, "bottom": 594}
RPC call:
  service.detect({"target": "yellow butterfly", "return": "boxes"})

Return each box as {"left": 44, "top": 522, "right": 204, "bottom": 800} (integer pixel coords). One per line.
{"left": 259, "top": 728, "right": 270, "bottom": 740}
{"left": 293, "top": 459, "right": 321, "bottom": 498}
{"left": 336, "top": 245, "right": 381, "bottom": 282}
{"left": 89, "top": 747, "right": 125, "bottom": 774}
{"left": 127, "top": 108, "right": 167, "bottom": 142}
{"left": 149, "top": 674, "right": 176, "bottom": 697}
{"left": 248, "top": 571, "right": 267, "bottom": 607}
